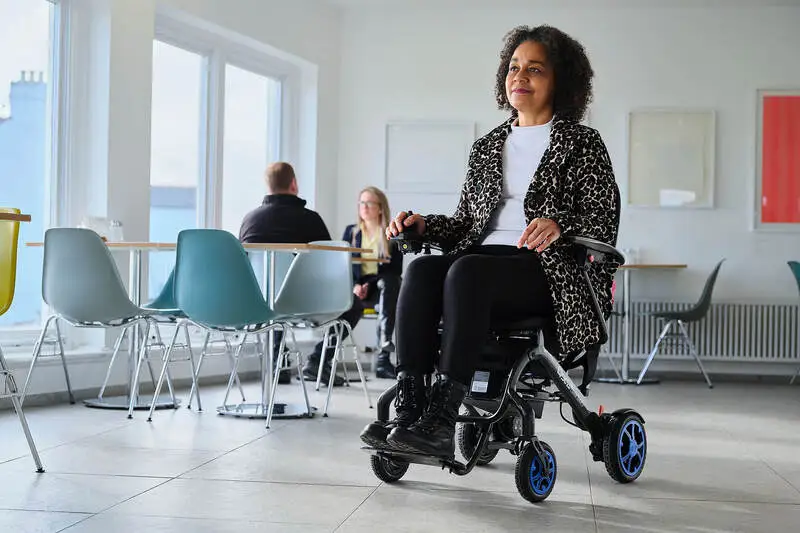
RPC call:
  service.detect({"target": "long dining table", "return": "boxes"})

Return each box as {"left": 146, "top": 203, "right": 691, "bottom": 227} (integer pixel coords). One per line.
{"left": 25, "top": 240, "right": 371, "bottom": 418}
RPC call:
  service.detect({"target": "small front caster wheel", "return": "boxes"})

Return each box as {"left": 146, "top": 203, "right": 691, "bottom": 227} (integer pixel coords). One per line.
{"left": 515, "top": 441, "right": 556, "bottom": 503}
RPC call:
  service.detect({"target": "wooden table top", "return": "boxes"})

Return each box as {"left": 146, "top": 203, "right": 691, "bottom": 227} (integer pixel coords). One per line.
{"left": 25, "top": 241, "right": 372, "bottom": 254}
{"left": 0, "top": 213, "right": 32, "bottom": 222}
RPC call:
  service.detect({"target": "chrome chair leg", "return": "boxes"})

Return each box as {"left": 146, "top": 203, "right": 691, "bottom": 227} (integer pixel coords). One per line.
{"left": 791, "top": 365, "right": 800, "bottom": 385}
{"left": 20, "top": 315, "right": 56, "bottom": 406}
{"left": 152, "top": 324, "right": 177, "bottom": 403}
{"left": 99, "top": 327, "right": 127, "bottom": 400}
{"left": 224, "top": 335, "right": 246, "bottom": 401}
{"left": 286, "top": 326, "right": 312, "bottom": 417}
{"left": 53, "top": 319, "right": 74, "bottom": 404}
{"left": 343, "top": 321, "right": 372, "bottom": 409}
{"left": 637, "top": 320, "right": 673, "bottom": 385}
{"left": 222, "top": 335, "right": 247, "bottom": 407}
{"left": 265, "top": 325, "right": 286, "bottom": 429}
{"left": 127, "top": 320, "right": 152, "bottom": 419}
{"left": 677, "top": 320, "right": 713, "bottom": 389}
{"left": 323, "top": 333, "right": 341, "bottom": 417}
{"left": 316, "top": 326, "right": 331, "bottom": 391}
{"left": 2, "top": 345, "right": 44, "bottom": 472}
{"left": 147, "top": 325, "right": 181, "bottom": 422}
{"left": 183, "top": 323, "right": 202, "bottom": 411}
{"left": 188, "top": 331, "right": 211, "bottom": 410}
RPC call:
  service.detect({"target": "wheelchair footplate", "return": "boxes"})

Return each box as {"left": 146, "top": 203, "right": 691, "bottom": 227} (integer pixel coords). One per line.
{"left": 361, "top": 446, "right": 462, "bottom": 471}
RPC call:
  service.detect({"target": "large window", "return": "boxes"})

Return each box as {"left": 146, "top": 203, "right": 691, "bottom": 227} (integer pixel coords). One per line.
{"left": 147, "top": 25, "right": 285, "bottom": 300}
{"left": 220, "top": 64, "right": 281, "bottom": 235}
{"left": 0, "top": 0, "right": 57, "bottom": 334}
{"left": 148, "top": 40, "right": 204, "bottom": 300}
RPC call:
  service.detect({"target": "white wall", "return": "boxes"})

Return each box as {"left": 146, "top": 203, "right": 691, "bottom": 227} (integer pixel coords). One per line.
{"left": 336, "top": 3, "right": 800, "bottom": 304}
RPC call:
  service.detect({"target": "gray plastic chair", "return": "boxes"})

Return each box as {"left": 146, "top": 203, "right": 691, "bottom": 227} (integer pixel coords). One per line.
{"left": 636, "top": 259, "right": 724, "bottom": 388}
{"left": 20, "top": 228, "right": 158, "bottom": 416}
{"left": 274, "top": 240, "right": 371, "bottom": 416}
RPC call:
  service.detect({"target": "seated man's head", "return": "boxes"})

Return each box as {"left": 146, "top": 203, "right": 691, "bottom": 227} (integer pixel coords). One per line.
{"left": 265, "top": 162, "right": 298, "bottom": 195}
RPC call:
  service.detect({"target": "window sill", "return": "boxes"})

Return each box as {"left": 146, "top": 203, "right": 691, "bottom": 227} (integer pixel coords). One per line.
{"left": 2, "top": 345, "right": 111, "bottom": 370}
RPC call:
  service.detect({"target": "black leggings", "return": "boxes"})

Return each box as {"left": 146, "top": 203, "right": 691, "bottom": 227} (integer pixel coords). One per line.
{"left": 395, "top": 245, "right": 554, "bottom": 385}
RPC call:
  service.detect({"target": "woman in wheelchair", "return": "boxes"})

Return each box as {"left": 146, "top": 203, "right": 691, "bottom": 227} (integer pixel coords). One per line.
{"left": 360, "top": 25, "right": 645, "bottom": 501}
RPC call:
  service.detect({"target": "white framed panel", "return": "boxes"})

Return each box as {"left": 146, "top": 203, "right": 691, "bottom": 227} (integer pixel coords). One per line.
{"left": 384, "top": 120, "right": 475, "bottom": 195}
{"left": 627, "top": 109, "right": 716, "bottom": 209}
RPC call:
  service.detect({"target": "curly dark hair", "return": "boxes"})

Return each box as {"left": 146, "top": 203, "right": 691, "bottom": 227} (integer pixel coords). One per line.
{"left": 495, "top": 25, "right": 594, "bottom": 123}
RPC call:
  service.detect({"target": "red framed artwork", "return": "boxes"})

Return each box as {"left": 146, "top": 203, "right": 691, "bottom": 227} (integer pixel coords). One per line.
{"left": 755, "top": 90, "right": 800, "bottom": 230}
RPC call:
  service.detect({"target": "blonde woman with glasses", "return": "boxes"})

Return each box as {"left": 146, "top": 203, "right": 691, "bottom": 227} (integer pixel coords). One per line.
{"left": 343, "top": 186, "right": 403, "bottom": 379}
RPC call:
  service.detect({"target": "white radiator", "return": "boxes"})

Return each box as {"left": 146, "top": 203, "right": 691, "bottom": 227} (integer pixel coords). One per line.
{"left": 606, "top": 302, "right": 800, "bottom": 362}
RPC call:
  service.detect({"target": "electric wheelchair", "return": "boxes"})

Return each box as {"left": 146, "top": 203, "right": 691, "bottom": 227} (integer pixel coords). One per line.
{"left": 362, "top": 231, "right": 647, "bottom": 504}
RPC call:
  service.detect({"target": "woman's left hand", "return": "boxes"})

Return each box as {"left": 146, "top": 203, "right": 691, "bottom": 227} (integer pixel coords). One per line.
{"left": 517, "top": 218, "right": 561, "bottom": 253}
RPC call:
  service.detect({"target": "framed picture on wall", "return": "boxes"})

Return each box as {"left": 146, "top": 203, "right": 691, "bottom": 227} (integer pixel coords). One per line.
{"left": 754, "top": 89, "right": 800, "bottom": 232}
{"left": 627, "top": 109, "right": 716, "bottom": 208}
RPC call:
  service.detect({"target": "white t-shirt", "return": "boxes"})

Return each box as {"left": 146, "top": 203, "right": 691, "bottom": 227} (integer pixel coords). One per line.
{"left": 481, "top": 119, "right": 552, "bottom": 246}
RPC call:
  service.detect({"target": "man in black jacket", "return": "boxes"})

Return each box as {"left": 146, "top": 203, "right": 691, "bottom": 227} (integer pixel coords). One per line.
{"left": 239, "top": 162, "right": 361, "bottom": 386}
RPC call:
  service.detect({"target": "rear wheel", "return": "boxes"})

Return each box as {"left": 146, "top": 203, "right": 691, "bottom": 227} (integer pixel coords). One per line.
{"left": 370, "top": 454, "right": 409, "bottom": 483}
{"left": 603, "top": 412, "right": 646, "bottom": 483}
{"left": 456, "top": 422, "right": 498, "bottom": 466}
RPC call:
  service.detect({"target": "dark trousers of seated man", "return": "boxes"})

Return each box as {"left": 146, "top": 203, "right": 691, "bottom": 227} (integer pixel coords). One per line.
{"left": 384, "top": 245, "right": 555, "bottom": 456}
{"left": 357, "top": 273, "right": 401, "bottom": 378}
{"left": 272, "top": 299, "right": 363, "bottom": 387}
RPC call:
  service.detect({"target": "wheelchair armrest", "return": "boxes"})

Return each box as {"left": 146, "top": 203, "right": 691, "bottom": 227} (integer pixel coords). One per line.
{"left": 563, "top": 235, "right": 625, "bottom": 266}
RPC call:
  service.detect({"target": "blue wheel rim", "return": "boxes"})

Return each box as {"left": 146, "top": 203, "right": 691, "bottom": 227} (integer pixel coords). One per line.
{"left": 618, "top": 419, "right": 646, "bottom": 477}
{"left": 528, "top": 450, "right": 556, "bottom": 496}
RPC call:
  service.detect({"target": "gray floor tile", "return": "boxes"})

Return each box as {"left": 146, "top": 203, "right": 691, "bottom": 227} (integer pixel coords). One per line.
{"left": 336, "top": 484, "right": 595, "bottom": 532}
{"left": 107, "top": 478, "right": 374, "bottom": 527}
{"left": 0, "top": 471, "right": 165, "bottom": 513}
{"left": 60, "top": 513, "right": 332, "bottom": 533}
{"left": 0, "top": 509, "right": 90, "bottom": 533}
{"left": 0, "top": 443, "right": 224, "bottom": 478}
{"left": 594, "top": 499, "right": 800, "bottom": 533}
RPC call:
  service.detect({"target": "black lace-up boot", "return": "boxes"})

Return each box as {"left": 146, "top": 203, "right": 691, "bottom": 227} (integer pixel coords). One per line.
{"left": 386, "top": 374, "right": 467, "bottom": 457}
{"left": 360, "top": 371, "right": 425, "bottom": 448}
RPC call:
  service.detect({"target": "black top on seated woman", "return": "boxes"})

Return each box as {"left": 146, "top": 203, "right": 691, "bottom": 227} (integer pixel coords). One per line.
{"left": 360, "top": 25, "right": 620, "bottom": 457}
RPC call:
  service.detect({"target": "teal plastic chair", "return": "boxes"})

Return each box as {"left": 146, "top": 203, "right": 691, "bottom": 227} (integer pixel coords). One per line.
{"left": 789, "top": 261, "right": 800, "bottom": 385}
{"left": 142, "top": 268, "right": 246, "bottom": 416}
{"left": 274, "top": 240, "right": 371, "bottom": 416}
{"left": 20, "top": 228, "right": 157, "bottom": 416}
{"left": 147, "top": 229, "right": 310, "bottom": 427}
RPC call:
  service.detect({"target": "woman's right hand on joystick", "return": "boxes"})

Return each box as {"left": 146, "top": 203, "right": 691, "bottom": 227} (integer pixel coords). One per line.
{"left": 387, "top": 211, "right": 426, "bottom": 239}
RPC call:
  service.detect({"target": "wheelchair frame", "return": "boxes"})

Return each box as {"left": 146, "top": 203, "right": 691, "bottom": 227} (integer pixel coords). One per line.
{"left": 363, "top": 232, "right": 648, "bottom": 503}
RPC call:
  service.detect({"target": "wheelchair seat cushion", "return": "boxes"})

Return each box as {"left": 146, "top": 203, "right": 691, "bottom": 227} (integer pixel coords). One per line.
{"left": 489, "top": 316, "right": 550, "bottom": 333}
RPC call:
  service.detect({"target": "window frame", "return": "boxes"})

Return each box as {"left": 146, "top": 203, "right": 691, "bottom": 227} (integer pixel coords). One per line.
{"left": 153, "top": 11, "right": 296, "bottom": 233}
{"left": 0, "top": 0, "right": 69, "bottom": 349}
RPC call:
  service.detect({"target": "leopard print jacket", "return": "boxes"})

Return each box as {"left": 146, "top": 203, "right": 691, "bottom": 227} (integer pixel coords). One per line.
{"left": 424, "top": 115, "right": 621, "bottom": 355}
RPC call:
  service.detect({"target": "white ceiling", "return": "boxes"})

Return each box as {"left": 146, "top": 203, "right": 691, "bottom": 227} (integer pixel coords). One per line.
{"left": 321, "top": 0, "right": 800, "bottom": 8}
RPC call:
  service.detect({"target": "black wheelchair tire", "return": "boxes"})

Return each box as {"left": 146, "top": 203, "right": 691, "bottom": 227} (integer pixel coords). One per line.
{"left": 603, "top": 412, "right": 647, "bottom": 483}
{"left": 456, "top": 422, "right": 499, "bottom": 466}
{"left": 514, "top": 441, "right": 557, "bottom": 504}
{"left": 370, "top": 454, "right": 409, "bottom": 483}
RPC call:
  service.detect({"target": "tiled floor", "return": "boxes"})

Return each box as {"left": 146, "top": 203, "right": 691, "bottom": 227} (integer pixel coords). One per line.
{"left": 1, "top": 375, "right": 799, "bottom": 532}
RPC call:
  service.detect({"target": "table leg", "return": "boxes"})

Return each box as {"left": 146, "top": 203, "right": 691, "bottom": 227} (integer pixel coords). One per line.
{"left": 216, "top": 249, "right": 315, "bottom": 420}
{"left": 84, "top": 249, "right": 179, "bottom": 410}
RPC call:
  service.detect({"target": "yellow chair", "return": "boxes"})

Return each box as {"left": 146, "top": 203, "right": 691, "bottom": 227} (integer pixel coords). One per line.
{"left": 0, "top": 207, "right": 44, "bottom": 472}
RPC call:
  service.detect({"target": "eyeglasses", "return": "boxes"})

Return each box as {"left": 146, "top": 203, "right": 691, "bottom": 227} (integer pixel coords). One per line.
{"left": 358, "top": 201, "right": 380, "bottom": 208}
